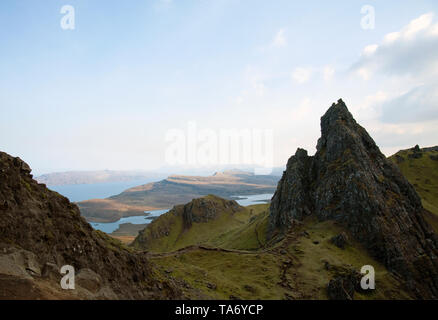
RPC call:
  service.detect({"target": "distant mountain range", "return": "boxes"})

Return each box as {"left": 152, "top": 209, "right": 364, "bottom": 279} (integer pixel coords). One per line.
{"left": 77, "top": 170, "right": 280, "bottom": 223}
{"left": 35, "top": 167, "right": 284, "bottom": 187}
{"left": 35, "top": 170, "right": 168, "bottom": 186}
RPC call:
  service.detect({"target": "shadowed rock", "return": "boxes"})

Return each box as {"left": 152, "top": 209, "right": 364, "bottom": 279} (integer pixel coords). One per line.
{"left": 0, "top": 152, "right": 183, "bottom": 299}
{"left": 331, "top": 232, "right": 349, "bottom": 249}
{"left": 268, "top": 99, "right": 438, "bottom": 299}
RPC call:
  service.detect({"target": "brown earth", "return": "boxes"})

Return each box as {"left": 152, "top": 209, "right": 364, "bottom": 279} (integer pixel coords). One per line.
{"left": 0, "top": 151, "right": 184, "bottom": 300}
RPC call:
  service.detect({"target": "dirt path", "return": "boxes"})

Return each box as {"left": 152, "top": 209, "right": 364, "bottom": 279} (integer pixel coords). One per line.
{"left": 143, "top": 245, "right": 274, "bottom": 258}
{"left": 143, "top": 223, "right": 305, "bottom": 259}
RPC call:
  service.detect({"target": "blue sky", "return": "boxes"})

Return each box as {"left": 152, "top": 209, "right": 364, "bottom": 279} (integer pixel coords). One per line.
{"left": 1, "top": 0, "right": 438, "bottom": 174}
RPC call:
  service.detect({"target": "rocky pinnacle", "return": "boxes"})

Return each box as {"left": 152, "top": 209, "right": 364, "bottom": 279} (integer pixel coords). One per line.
{"left": 268, "top": 99, "right": 438, "bottom": 298}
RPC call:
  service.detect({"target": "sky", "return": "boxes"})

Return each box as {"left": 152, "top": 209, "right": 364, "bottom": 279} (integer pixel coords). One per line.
{"left": 1, "top": 0, "right": 438, "bottom": 175}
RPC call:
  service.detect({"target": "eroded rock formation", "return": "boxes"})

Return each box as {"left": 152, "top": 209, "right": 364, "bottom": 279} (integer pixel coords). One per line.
{"left": 0, "top": 151, "right": 182, "bottom": 299}
{"left": 268, "top": 99, "right": 438, "bottom": 298}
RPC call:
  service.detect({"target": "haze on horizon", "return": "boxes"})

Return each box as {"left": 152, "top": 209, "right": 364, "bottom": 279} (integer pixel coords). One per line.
{"left": 1, "top": 0, "right": 438, "bottom": 175}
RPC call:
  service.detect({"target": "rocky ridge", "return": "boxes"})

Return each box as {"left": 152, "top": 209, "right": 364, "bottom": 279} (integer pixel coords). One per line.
{"left": 0, "top": 151, "right": 182, "bottom": 299}
{"left": 268, "top": 99, "right": 438, "bottom": 298}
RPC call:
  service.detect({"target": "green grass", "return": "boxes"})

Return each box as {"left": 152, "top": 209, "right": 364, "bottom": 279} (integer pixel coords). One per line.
{"left": 208, "top": 204, "right": 269, "bottom": 250}
{"left": 151, "top": 216, "right": 411, "bottom": 300}
{"left": 389, "top": 147, "right": 438, "bottom": 231}
{"left": 134, "top": 193, "right": 414, "bottom": 299}
{"left": 283, "top": 217, "right": 410, "bottom": 299}
{"left": 133, "top": 196, "right": 269, "bottom": 252}
{"left": 152, "top": 250, "right": 286, "bottom": 299}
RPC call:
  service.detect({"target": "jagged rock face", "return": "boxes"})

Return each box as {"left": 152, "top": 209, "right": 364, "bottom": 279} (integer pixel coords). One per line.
{"left": 0, "top": 152, "right": 182, "bottom": 299}
{"left": 268, "top": 99, "right": 438, "bottom": 299}
{"left": 181, "top": 196, "right": 243, "bottom": 229}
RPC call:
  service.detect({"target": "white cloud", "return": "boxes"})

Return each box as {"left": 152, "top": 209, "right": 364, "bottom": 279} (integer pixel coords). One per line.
{"left": 252, "top": 79, "right": 266, "bottom": 96}
{"left": 272, "top": 29, "right": 287, "bottom": 47}
{"left": 235, "top": 67, "right": 270, "bottom": 104}
{"left": 380, "top": 84, "right": 438, "bottom": 123}
{"left": 292, "top": 67, "right": 312, "bottom": 84}
{"left": 429, "top": 23, "right": 438, "bottom": 36}
{"left": 353, "top": 12, "right": 438, "bottom": 79}
{"left": 356, "top": 67, "right": 371, "bottom": 80}
{"left": 381, "top": 13, "right": 433, "bottom": 44}
{"left": 235, "top": 12, "right": 438, "bottom": 164}
{"left": 403, "top": 12, "right": 434, "bottom": 39}
{"left": 246, "top": 68, "right": 267, "bottom": 97}
{"left": 383, "top": 32, "right": 400, "bottom": 44}
{"left": 292, "top": 98, "right": 312, "bottom": 120}
{"left": 362, "top": 44, "right": 378, "bottom": 56}
{"left": 323, "top": 66, "right": 335, "bottom": 81}
{"left": 353, "top": 91, "right": 389, "bottom": 120}
{"left": 349, "top": 12, "right": 438, "bottom": 126}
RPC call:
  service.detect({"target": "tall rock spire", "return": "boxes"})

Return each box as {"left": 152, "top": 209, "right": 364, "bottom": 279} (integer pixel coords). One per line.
{"left": 268, "top": 99, "right": 438, "bottom": 298}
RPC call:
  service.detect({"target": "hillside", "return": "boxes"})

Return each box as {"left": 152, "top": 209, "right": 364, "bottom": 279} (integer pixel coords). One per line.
{"left": 134, "top": 195, "right": 411, "bottom": 299}
{"left": 389, "top": 145, "right": 438, "bottom": 231}
{"left": 0, "top": 151, "right": 184, "bottom": 299}
{"left": 132, "top": 195, "right": 269, "bottom": 252}
{"left": 133, "top": 100, "right": 437, "bottom": 300}
{"left": 78, "top": 170, "right": 278, "bottom": 222}
{"left": 268, "top": 99, "right": 437, "bottom": 298}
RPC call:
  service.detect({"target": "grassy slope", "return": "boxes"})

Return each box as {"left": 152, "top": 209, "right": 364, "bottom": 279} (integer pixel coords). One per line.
{"left": 147, "top": 147, "right": 437, "bottom": 299}
{"left": 149, "top": 215, "right": 410, "bottom": 299}
{"left": 133, "top": 195, "right": 410, "bottom": 299}
{"left": 131, "top": 143, "right": 438, "bottom": 301}
{"left": 389, "top": 147, "right": 438, "bottom": 231}
{"left": 130, "top": 144, "right": 438, "bottom": 300}
{"left": 132, "top": 196, "right": 268, "bottom": 252}
{"left": 207, "top": 204, "right": 270, "bottom": 250}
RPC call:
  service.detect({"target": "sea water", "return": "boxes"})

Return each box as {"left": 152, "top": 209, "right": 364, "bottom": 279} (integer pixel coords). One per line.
{"left": 90, "top": 194, "right": 273, "bottom": 233}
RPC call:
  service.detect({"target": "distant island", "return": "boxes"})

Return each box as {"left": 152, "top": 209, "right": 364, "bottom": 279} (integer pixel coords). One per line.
{"left": 77, "top": 170, "right": 280, "bottom": 223}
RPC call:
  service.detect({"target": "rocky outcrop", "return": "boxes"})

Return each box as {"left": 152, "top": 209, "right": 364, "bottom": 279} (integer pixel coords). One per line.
{"left": 409, "top": 145, "right": 423, "bottom": 159}
{"left": 180, "top": 196, "right": 243, "bottom": 229}
{"left": 0, "top": 151, "right": 182, "bottom": 299}
{"left": 406, "top": 145, "right": 438, "bottom": 161}
{"left": 327, "top": 270, "right": 361, "bottom": 300}
{"left": 268, "top": 99, "right": 438, "bottom": 299}
{"left": 132, "top": 195, "right": 244, "bottom": 250}
{"left": 330, "top": 232, "right": 349, "bottom": 249}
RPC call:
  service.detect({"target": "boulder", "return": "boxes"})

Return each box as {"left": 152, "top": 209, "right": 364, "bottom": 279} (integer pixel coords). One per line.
{"left": 76, "top": 268, "right": 102, "bottom": 293}
{"left": 41, "top": 262, "right": 60, "bottom": 281}
{"left": 331, "top": 233, "right": 349, "bottom": 249}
